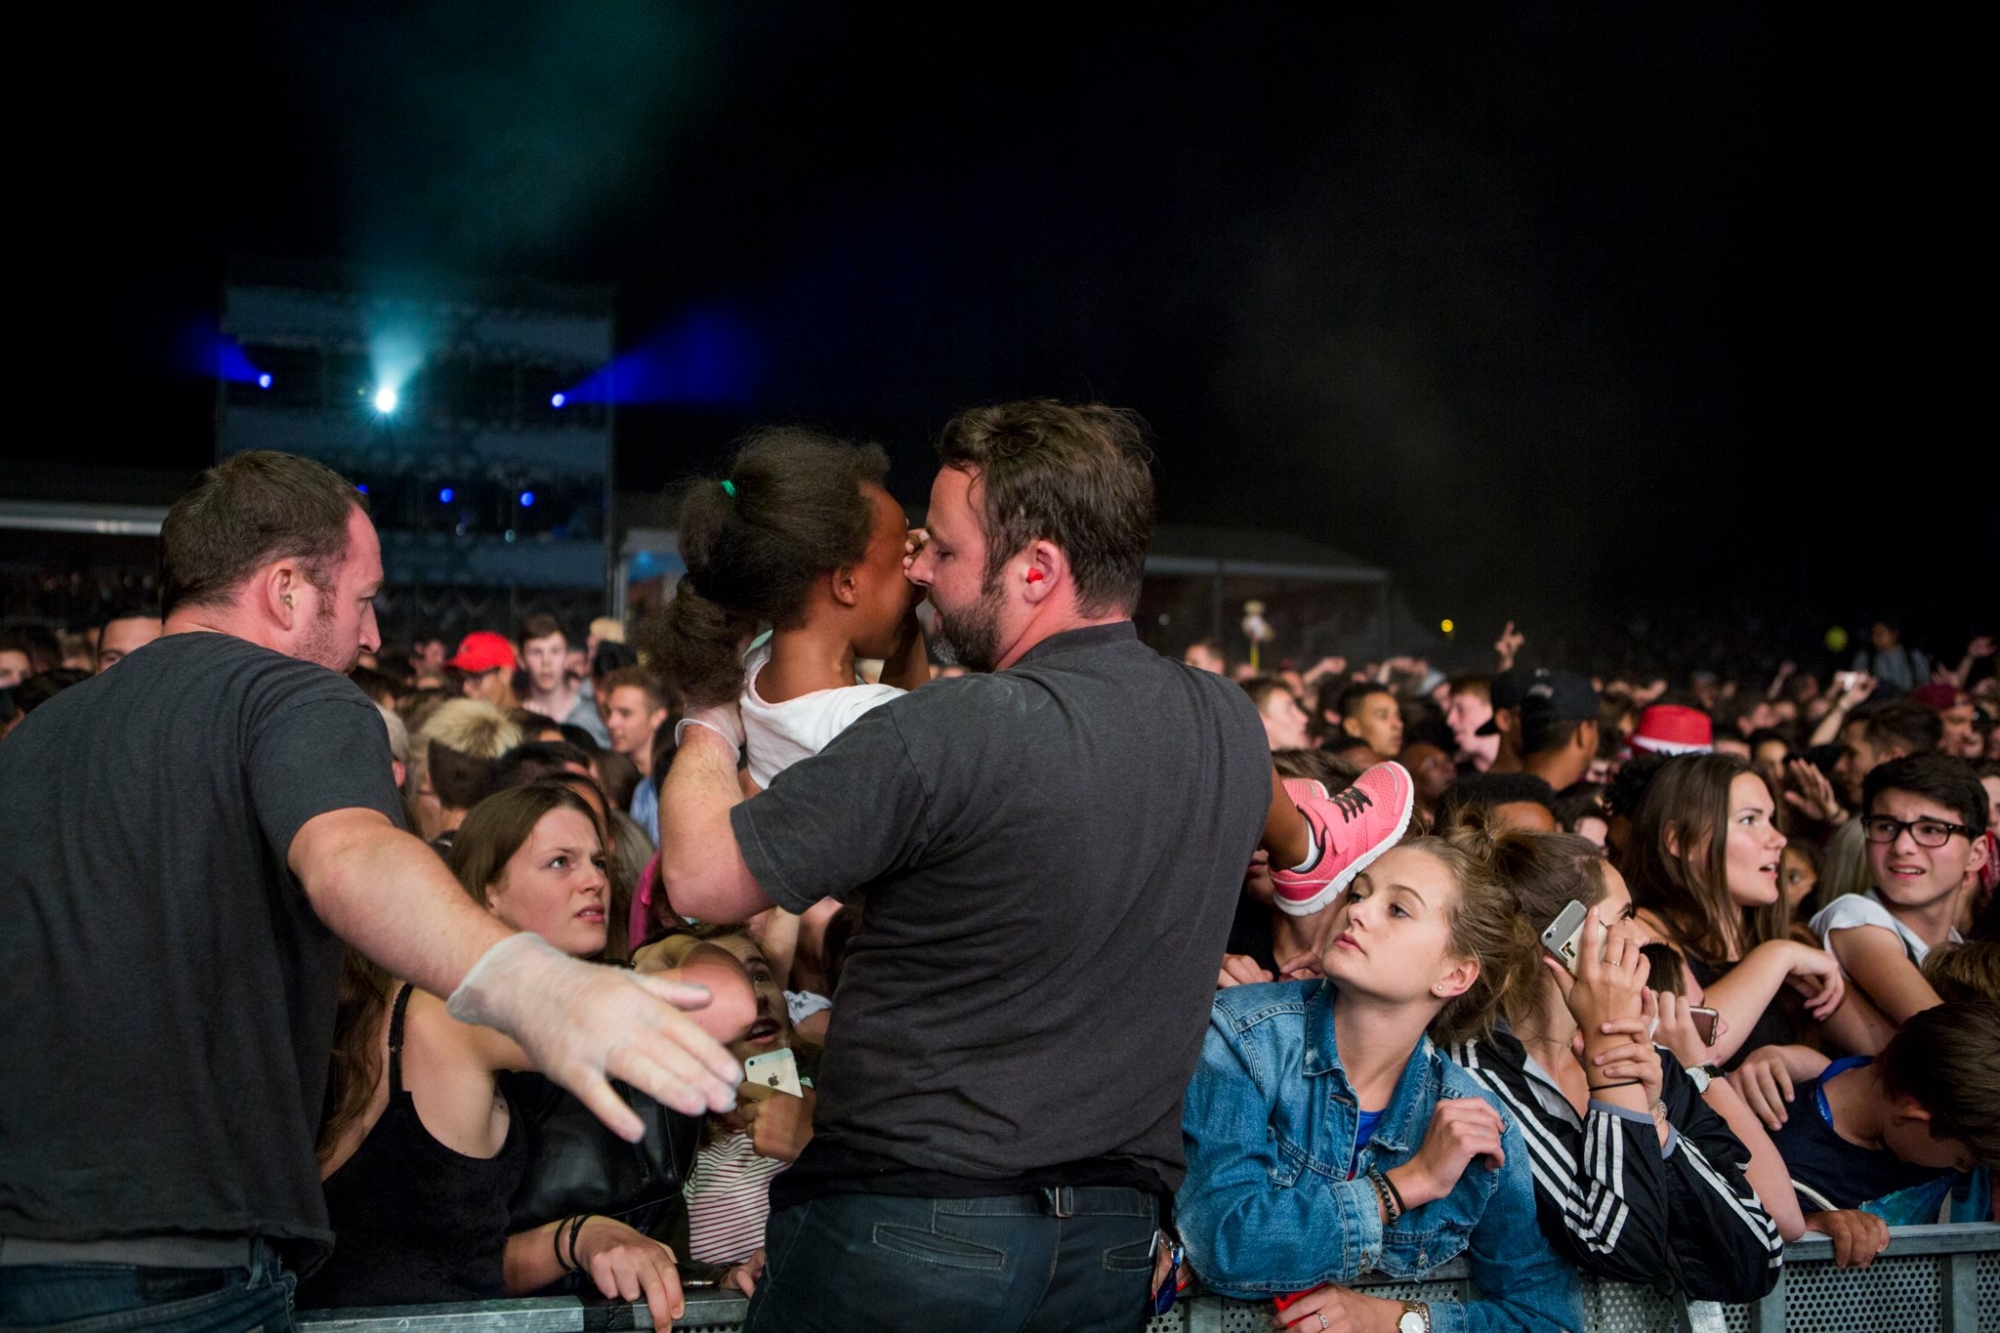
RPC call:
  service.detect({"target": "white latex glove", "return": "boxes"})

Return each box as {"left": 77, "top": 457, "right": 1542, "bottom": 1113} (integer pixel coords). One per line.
{"left": 674, "top": 699, "right": 747, "bottom": 758}
{"left": 447, "top": 933, "right": 743, "bottom": 1139}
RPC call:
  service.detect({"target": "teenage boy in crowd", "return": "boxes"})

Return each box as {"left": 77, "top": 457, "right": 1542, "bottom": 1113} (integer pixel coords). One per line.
{"left": 1790, "top": 698, "right": 1944, "bottom": 906}
{"left": 447, "top": 630, "right": 521, "bottom": 711}
{"left": 1769, "top": 1003, "right": 1998, "bottom": 1245}
{"left": 1477, "top": 663, "right": 1534, "bottom": 773}
{"left": 1517, "top": 669, "right": 1599, "bottom": 795}
{"left": 602, "top": 666, "right": 674, "bottom": 842}
{"left": 1811, "top": 753, "right": 1990, "bottom": 1026}
{"left": 95, "top": 607, "right": 163, "bottom": 671}
{"left": 661, "top": 400, "right": 1412, "bottom": 1332}
{"left": 1334, "top": 680, "right": 1403, "bottom": 760}
{"left": 1445, "top": 673, "right": 1499, "bottom": 773}
{"left": 518, "top": 613, "right": 612, "bottom": 746}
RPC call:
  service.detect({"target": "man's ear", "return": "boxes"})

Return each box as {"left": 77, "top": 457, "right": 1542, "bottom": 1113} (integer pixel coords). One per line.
{"left": 1019, "top": 540, "right": 1063, "bottom": 604}
{"left": 1342, "top": 716, "right": 1364, "bottom": 740}
{"left": 1888, "top": 1093, "right": 1933, "bottom": 1128}
{"left": 263, "top": 561, "right": 301, "bottom": 629}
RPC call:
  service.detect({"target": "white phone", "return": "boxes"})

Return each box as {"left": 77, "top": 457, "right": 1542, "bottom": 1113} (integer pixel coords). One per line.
{"left": 742, "top": 1048, "right": 802, "bottom": 1098}
{"left": 1540, "top": 900, "right": 1590, "bottom": 975}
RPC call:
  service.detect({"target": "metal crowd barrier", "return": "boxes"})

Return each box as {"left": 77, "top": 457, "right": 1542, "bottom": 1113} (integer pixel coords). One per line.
{"left": 295, "top": 1222, "right": 1999, "bottom": 1333}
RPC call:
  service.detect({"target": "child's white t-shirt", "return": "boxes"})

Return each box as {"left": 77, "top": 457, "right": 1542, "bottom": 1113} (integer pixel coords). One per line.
{"left": 739, "top": 639, "right": 904, "bottom": 789}
{"left": 1809, "top": 888, "right": 1960, "bottom": 964}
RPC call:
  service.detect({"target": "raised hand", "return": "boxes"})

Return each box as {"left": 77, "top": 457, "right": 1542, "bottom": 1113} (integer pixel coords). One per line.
{"left": 1494, "top": 621, "right": 1525, "bottom": 671}
{"left": 1783, "top": 757, "right": 1843, "bottom": 825}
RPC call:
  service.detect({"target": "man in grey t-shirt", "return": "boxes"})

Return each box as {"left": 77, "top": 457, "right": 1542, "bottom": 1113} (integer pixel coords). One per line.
{"left": 662, "top": 402, "right": 1412, "bottom": 1332}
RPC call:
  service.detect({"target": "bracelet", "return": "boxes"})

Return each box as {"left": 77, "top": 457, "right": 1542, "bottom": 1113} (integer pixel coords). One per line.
{"left": 564, "top": 1214, "right": 591, "bottom": 1272}
{"left": 1366, "top": 1164, "right": 1403, "bottom": 1224}
{"left": 1379, "top": 1166, "right": 1408, "bottom": 1218}
{"left": 1588, "top": 1079, "right": 1644, "bottom": 1092}
{"left": 553, "top": 1218, "right": 572, "bottom": 1274}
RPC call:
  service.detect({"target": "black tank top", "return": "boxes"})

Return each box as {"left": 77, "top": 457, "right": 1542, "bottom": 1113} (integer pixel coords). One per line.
{"left": 298, "top": 984, "right": 527, "bottom": 1307}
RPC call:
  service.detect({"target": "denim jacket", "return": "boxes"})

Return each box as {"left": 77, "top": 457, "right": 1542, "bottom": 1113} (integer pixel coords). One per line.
{"left": 1178, "top": 981, "right": 1582, "bottom": 1333}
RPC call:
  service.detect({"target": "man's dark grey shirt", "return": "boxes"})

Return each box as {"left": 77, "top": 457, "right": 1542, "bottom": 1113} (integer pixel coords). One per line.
{"left": 732, "top": 622, "right": 1271, "bottom": 1198}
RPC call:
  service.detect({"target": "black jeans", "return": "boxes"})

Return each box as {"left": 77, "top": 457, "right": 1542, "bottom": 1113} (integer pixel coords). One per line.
{"left": 0, "top": 1248, "right": 294, "bottom": 1332}
{"left": 744, "top": 1186, "right": 1158, "bottom": 1333}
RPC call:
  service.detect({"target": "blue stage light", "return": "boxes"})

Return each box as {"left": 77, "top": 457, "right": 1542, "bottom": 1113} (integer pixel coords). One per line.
{"left": 257, "top": 373, "right": 273, "bottom": 390}
{"left": 550, "top": 392, "right": 566, "bottom": 409}
{"left": 356, "top": 484, "right": 369, "bottom": 495}
{"left": 373, "top": 386, "right": 399, "bottom": 414}
{"left": 519, "top": 491, "right": 536, "bottom": 508}
{"left": 438, "top": 487, "right": 455, "bottom": 504}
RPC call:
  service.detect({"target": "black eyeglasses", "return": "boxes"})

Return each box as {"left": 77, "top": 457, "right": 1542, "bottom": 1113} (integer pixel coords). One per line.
{"left": 1862, "top": 815, "right": 1976, "bottom": 848}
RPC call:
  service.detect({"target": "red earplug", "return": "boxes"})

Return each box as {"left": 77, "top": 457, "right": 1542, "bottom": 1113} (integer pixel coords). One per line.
{"left": 1026, "top": 570, "right": 1045, "bottom": 583}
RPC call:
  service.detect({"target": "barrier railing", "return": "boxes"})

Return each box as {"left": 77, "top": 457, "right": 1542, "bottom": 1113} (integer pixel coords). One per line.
{"left": 295, "top": 1222, "right": 1999, "bottom": 1332}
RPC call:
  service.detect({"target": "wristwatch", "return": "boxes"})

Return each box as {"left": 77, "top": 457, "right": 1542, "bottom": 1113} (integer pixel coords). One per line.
{"left": 1397, "top": 1300, "right": 1432, "bottom": 1333}
{"left": 1684, "top": 1063, "right": 1725, "bottom": 1094}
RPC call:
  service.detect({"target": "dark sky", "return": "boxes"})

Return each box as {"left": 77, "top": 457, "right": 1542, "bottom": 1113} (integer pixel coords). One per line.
{"left": 22, "top": 4, "right": 1992, "bottom": 663}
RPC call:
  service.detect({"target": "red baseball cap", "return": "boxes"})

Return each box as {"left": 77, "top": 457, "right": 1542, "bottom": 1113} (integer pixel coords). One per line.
{"left": 1629, "top": 704, "right": 1713, "bottom": 756}
{"left": 445, "top": 631, "right": 518, "bottom": 675}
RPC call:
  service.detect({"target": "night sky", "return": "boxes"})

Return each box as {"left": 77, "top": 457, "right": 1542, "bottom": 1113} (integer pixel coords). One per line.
{"left": 21, "top": 5, "right": 1991, "bottom": 667}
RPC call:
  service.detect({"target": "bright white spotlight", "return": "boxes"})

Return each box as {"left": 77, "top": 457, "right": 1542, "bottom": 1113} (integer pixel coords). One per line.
{"left": 550, "top": 392, "right": 566, "bottom": 409}
{"left": 373, "top": 386, "right": 399, "bottom": 414}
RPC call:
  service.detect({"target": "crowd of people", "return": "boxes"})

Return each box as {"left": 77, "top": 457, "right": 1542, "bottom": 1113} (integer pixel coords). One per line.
{"left": 1, "top": 408, "right": 1995, "bottom": 1333}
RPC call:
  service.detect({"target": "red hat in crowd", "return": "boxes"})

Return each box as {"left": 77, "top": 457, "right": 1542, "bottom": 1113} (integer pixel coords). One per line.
{"left": 1629, "top": 704, "right": 1713, "bottom": 756}
{"left": 1912, "top": 683, "right": 1962, "bottom": 713}
{"left": 445, "top": 631, "right": 518, "bottom": 675}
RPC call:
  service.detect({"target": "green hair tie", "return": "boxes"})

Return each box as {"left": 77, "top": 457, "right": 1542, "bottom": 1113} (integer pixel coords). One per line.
{"left": 721, "top": 479, "right": 736, "bottom": 498}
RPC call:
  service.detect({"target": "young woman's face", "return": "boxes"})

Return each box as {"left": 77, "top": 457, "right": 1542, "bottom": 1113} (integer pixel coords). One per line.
{"left": 1259, "top": 689, "right": 1313, "bottom": 751}
{"left": 485, "top": 808, "right": 609, "bottom": 957}
{"left": 711, "top": 934, "right": 793, "bottom": 1063}
{"left": 1722, "top": 772, "right": 1787, "bottom": 907}
{"left": 1320, "top": 846, "right": 1466, "bottom": 1005}
{"left": 1781, "top": 844, "right": 1818, "bottom": 911}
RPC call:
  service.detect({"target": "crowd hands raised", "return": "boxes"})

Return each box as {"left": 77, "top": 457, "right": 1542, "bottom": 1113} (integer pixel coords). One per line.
{"left": 2, "top": 419, "right": 1995, "bottom": 1333}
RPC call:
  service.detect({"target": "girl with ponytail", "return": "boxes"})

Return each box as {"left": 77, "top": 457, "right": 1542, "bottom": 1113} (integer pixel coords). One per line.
{"left": 648, "top": 428, "right": 927, "bottom": 791}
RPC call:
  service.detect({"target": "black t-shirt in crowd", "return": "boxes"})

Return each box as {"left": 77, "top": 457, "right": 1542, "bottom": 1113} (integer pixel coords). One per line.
{"left": 1768, "top": 1059, "right": 1947, "bottom": 1214}
{"left": 0, "top": 632, "right": 406, "bottom": 1266}
{"left": 731, "top": 622, "right": 1272, "bottom": 1207}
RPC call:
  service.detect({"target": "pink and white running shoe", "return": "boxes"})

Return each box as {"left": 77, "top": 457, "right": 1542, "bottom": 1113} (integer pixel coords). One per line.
{"left": 1270, "top": 762, "right": 1415, "bottom": 916}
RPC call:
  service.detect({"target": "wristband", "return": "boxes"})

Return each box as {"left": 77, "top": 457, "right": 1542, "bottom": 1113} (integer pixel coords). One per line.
{"left": 1588, "top": 1079, "right": 1644, "bottom": 1092}
{"left": 565, "top": 1214, "right": 590, "bottom": 1272}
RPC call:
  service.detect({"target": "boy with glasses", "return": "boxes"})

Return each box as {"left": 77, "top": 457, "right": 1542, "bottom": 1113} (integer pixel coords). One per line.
{"left": 1810, "top": 752, "right": 1991, "bottom": 1027}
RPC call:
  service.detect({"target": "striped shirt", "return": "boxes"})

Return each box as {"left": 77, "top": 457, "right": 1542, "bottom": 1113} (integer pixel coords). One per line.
{"left": 685, "top": 1131, "right": 784, "bottom": 1265}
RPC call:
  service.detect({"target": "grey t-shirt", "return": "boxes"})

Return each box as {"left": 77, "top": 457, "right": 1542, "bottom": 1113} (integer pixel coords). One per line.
{"left": 731, "top": 622, "right": 1271, "bottom": 1199}
{"left": 0, "top": 632, "right": 406, "bottom": 1264}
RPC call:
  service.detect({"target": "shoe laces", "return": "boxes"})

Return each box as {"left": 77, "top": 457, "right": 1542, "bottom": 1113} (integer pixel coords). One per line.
{"left": 1330, "top": 785, "right": 1373, "bottom": 822}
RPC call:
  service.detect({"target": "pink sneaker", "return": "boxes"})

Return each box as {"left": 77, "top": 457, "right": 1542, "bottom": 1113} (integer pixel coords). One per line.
{"left": 1270, "top": 762, "right": 1415, "bottom": 916}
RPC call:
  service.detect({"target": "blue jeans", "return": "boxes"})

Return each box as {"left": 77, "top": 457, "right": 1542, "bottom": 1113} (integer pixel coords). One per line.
{"left": 0, "top": 1249, "right": 295, "bottom": 1332}
{"left": 744, "top": 1187, "right": 1158, "bottom": 1333}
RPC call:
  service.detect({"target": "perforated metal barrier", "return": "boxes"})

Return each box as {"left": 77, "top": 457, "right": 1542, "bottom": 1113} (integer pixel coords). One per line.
{"left": 296, "top": 1223, "right": 1999, "bottom": 1333}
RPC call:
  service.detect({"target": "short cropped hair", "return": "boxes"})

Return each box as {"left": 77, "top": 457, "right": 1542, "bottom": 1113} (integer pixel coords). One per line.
{"left": 1863, "top": 751, "right": 1989, "bottom": 838}
{"left": 519, "top": 613, "right": 568, "bottom": 645}
{"left": 1337, "top": 681, "right": 1396, "bottom": 721}
{"left": 412, "top": 700, "right": 523, "bottom": 811}
{"left": 161, "top": 451, "right": 364, "bottom": 616}
{"left": 1448, "top": 674, "right": 1492, "bottom": 704}
{"left": 1848, "top": 698, "right": 1943, "bottom": 757}
{"left": 935, "top": 399, "right": 1155, "bottom": 617}
{"left": 600, "top": 666, "right": 672, "bottom": 714}
{"left": 1874, "top": 1002, "right": 2000, "bottom": 1165}
{"left": 1240, "top": 675, "right": 1295, "bottom": 714}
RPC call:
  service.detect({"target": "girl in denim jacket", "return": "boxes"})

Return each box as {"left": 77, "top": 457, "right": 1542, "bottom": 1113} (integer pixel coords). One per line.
{"left": 1179, "top": 828, "right": 1582, "bottom": 1333}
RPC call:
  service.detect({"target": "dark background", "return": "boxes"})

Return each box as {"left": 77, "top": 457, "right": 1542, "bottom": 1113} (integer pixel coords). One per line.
{"left": 18, "top": 4, "right": 1992, "bottom": 671}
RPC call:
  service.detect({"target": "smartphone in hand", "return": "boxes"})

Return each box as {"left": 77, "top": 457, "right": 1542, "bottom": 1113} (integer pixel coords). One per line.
{"left": 1540, "top": 900, "right": 1590, "bottom": 975}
